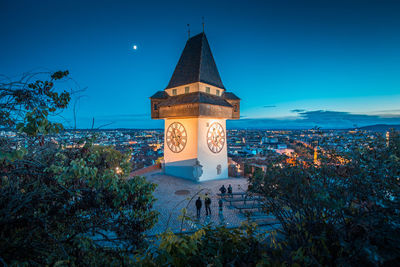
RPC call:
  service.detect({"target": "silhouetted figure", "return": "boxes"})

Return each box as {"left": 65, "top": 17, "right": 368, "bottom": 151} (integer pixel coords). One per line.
{"left": 218, "top": 198, "right": 223, "bottom": 213}
{"left": 195, "top": 197, "right": 202, "bottom": 217}
{"left": 219, "top": 185, "right": 227, "bottom": 195}
{"left": 228, "top": 184, "right": 233, "bottom": 195}
{"left": 205, "top": 194, "right": 212, "bottom": 216}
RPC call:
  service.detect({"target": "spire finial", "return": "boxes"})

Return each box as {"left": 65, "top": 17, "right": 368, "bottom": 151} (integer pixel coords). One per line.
{"left": 202, "top": 17, "right": 205, "bottom": 32}
{"left": 187, "top": 24, "right": 190, "bottom": 39}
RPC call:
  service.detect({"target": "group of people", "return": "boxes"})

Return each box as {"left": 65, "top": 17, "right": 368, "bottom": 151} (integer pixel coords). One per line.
{"left": 195, "top": 184, "right": 234, "bottom": 218}
{"left": 195, "top": 194, "right": 212, "bottom": 217}
{"left": 218, "top": 184, "right": 233, "bottom": 196}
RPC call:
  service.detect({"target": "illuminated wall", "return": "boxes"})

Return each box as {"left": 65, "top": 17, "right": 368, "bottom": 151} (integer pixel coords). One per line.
{"left": 197, "top": 118, "right": 228, "bottom": 181}
{"left": 164, "top": 117, "right": 228, "bottom": 181}
{"left": 165, "top": 82, "right": 225, "bottom": 96}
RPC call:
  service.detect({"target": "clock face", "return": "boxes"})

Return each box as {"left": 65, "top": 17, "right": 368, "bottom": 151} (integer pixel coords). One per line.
{"left": 207, "top": 122, "right": 225, "bottom": 153}
{"left": 166, "top": 122, "right": 187, "bottom": 153}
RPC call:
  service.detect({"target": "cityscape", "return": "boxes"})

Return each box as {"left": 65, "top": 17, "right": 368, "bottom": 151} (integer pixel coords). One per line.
{"left": 2, "top": 126, "right": 393, "bottom": 176}
{"left": 1, "top": 0, "right": 399, "bottom": 266}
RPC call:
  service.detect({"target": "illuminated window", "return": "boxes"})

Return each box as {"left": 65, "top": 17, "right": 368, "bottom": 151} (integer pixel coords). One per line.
{"left": 185, "top": 86, "right": 190, "bottom": 93}
{"left": 216, "top": 89, "right": 220, "bottom": 96}
{"left": 206, "top": 87, "right": 210, "bottom": 93}
{"left": 172, "top": 89, "right": 177, "bottom": 95}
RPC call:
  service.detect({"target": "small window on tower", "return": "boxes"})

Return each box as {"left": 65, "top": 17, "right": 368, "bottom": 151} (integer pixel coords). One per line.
{"left": 172, "top": 89, "right": 177, "bottom": 95}
{"left": 153, "top": 103, "right": 158, "bottom": 110}
{"left": 206, "top": 87, "right": 210, "bottom": 94}
{"left": 185, "top": 86, "right": 190, "bottom": 93}
{"left": 216, "top": 89, "right": 220, "bottom": 96}
{"left": 234, "top": 104, "right": 238, "bottom": 112}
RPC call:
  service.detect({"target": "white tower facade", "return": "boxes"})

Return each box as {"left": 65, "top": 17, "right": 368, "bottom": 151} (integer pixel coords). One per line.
{"left": 162, "top": 118, "right": 228, "bottom": 181}
{"left": 150, "top": 33, "right": 240, "bottom": 181}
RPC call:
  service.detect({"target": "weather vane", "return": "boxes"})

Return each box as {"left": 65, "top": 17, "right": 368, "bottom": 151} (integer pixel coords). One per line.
{"left": 202, "top": 17, "right": 205, "bottom": 32}
{"left": 187, "top": 24, "right": 190, "bottom": 39}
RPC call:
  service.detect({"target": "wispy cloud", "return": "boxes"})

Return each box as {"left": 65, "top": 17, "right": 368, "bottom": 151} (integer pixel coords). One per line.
{"left": 64, "top": 111, "right": 400, "bottom": 129}
{"left": 291, "top": 109, "right": 306, "bottom": 113}
{"left": 228, "top": 110, "right": 400, "bottom": 129}
{"left": 372, "top": 109, "right": 400, "bottom": 114}
{"left": 368, "top": 109, "right": 400, "bottom": 118}
{"left": 263, "top": 105, "right": 276, "bottom": 108}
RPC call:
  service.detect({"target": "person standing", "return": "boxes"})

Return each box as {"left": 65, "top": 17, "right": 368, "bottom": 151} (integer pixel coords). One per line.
{"left": 219, "top": 185, "right": 227, "bottom": 195}
{"left": 218, "top": 198, "right": 223, "bottom": 213}
{"left": 228, "top": 184, "right": 233, "bottom": 196}
{"left": 205, "top": 194, "right": 212, "bottom": 216}
{"left": 195, "top": 197, "right": 202, "bottom": 217}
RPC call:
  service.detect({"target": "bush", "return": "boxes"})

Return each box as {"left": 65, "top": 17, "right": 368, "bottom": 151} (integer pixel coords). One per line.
{"left": 250, "top": 131, "right": 400, "bottom": 266}
{"left": 0, "top": 72, "right": 158, "bottom": 266}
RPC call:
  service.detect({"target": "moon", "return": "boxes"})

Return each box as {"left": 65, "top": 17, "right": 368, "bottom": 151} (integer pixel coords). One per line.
{"left": 133, "top": 45, "right": 137, "bottom": 50}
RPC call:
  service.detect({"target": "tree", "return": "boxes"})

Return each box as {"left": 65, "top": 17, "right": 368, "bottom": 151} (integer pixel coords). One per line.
{"left": 0, "top": 70, "right": 70, "bottom": 136}
{"left": 139, "top": 223, "right": 267, "bottom": 267}
{"left": 0, "top": 71, "right": 158, "bottom": 266}
{"left": 250, "top": 131, "right": 400, "bottom": 266}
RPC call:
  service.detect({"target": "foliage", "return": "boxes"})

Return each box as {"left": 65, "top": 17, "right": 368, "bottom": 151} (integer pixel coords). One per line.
{"left": 0, "top": 71, "right": 70, "bottom": 136}
{"left": 139, "top": 223, "right": 268, "bottom": 267}
{"left": 2, "top": 71, "right": 399, "bottom": 266}
{"left": 0, "top": 72, "right": 158, "bottom": 266}
{"left": 250, "top": 130, "right": 400, "bottom": 266}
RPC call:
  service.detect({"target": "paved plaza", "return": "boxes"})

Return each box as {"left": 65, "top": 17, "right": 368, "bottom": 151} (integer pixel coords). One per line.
{"left": 140, "top": 170, "right": 278, "bottom": 236}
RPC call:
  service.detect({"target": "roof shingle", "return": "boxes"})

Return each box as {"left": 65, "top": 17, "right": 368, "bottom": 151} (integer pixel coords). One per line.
{"left": 222, "top": 92, "right": 240, "bottom": 100}
{"left": 150, "top": 91, "right": 169, "bottom": 99}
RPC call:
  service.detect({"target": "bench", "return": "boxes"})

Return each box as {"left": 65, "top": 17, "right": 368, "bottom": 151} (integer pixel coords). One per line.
{"left": 233, "top": 204, "right": 264, "bottom": 213}
{"left": 223, "top": 198, "right": 247, "bottom": 206}
{"left": 223, "top": 196, "right": 262, "bottom": 206}
{"left": 217, "top": 192, "right": 247, "bottom": 198}
{"left": 251, "top": 217, "right": 280, "bottom": 227}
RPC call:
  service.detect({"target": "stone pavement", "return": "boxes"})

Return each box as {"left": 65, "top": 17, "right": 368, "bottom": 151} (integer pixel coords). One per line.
{"left": 140, "top": 170, "right": 278, "bottom": 236}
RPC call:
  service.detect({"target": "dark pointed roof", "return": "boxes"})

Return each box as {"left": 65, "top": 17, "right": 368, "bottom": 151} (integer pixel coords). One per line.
{"left": 150, "top": 91, "right": 169, "bottom": 99}
{"left": 166, "top": 33, "right": 225, "bottom": 90}
{"left": 222, "top": 92, "right": 240, "bottom": 100}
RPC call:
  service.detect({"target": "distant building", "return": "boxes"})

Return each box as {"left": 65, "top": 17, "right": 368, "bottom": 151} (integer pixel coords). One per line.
{"left": 277, "top": 144, "right": 287, "bottom": 149}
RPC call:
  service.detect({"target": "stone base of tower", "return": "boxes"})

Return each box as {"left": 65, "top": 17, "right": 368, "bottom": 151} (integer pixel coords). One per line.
{"left": 164, "top": 158, "right": 228, "bottom": 182}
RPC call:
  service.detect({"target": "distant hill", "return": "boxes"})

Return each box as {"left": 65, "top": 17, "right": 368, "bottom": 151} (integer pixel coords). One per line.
{"left": 357, "top": 124, "right": 400, "bottom": 132}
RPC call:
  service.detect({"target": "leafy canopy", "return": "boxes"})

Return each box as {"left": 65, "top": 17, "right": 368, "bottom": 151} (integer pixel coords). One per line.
{"left": 0, "top": 71, "right": 158, "bottom": 266}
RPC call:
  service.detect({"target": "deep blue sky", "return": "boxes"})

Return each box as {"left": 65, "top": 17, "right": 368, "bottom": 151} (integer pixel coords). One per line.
{"left": 1, "top": 0, "right": 400, "bottom": 129}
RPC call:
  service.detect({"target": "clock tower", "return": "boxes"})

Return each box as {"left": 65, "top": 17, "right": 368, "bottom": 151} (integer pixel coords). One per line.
{"left": 150, "top": 32, "right": 240, "bottom": 181}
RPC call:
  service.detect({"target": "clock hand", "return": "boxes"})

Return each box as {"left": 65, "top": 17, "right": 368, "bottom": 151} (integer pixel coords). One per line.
{"left": 171, "top": 130, "right": 178, "bottom": 145}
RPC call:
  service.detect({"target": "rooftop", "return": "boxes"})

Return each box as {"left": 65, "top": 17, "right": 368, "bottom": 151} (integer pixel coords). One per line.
{"left": 222, "top": 92, "right": 241, "bottom": 100}
{"left": 166, "top": 32, "right": 225, "bottom": 90}
{"left": 150, "top": 91, "right": 169, "bottom": 99}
